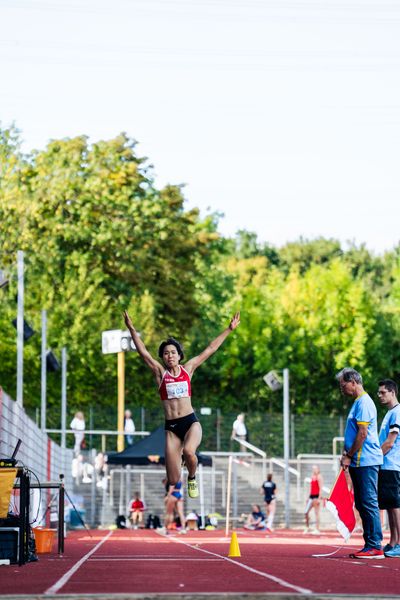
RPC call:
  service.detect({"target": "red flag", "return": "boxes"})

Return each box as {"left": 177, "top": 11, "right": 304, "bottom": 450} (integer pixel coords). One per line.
{"left": 326, "top": 470, "right": 356, "bottom": 541}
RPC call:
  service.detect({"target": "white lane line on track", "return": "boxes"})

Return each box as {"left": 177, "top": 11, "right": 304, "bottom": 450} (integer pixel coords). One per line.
{"left": 44, "top": 530, "right": 113, "bottom": 595}
{"left": 162, "top": 534, "right": 313, "bottom": 595}
{"left": 89, "top": 557, "right": 222, "bottom": 561}
{"left": 89, "top": 554, "right": 222, "bottom": 559}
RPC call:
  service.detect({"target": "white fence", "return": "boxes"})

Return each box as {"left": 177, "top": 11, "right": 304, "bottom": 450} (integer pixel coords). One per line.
{"left": 0, "top": 386, "right": 73, "bottom": 488}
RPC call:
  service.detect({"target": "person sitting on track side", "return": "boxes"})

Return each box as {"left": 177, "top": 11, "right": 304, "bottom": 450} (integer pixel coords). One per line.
{"left": 123, "top": 310, "right": 240, "bottom": 498}
{"left": 244, "top": 504, "right": 267, "bottom": 530}
{"left": 129, "top": 492, "right": 145, "bottom": 529}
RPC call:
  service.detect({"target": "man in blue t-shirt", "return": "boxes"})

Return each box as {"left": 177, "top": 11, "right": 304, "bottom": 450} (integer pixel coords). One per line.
{"left": 337, "top": 367, "right": 384, "bottom": 559}
{"left": 377, "top": 378, "right": 400, "bottom": 558}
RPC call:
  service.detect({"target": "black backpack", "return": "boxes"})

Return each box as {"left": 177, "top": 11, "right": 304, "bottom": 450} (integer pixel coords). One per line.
{"left": 116, "top": 515, "right": 127, "bottom": 529}
{"left": 146, "top": 514, "right": 161, "bottom": 529}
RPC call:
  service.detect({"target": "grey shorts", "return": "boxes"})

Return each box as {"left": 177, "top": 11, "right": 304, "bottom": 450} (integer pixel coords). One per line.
{"left": 378, "top": 469, "right": 400, "bottom": 509}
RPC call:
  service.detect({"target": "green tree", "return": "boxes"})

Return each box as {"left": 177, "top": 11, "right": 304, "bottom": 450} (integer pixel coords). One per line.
{"left": 0, "top": 128, "right": 220, "bottom": 424}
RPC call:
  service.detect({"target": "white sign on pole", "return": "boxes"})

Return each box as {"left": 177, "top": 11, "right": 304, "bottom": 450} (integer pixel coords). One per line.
{"left": 263, "top": 370, "right": 283, "bottom": 391}
{"left": 102, "top": 330, "right": 137, "bottom": 354}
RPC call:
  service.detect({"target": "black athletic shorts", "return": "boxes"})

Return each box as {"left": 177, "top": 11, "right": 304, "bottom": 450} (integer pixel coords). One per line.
{"left": 378, "top": 469, "right": 400, "bottom": 509}
{"left": 264, "top": 496, "right": 276, "bottom": 505}
{"left": 165, "top": 412, "right": 199, "bottom": 441}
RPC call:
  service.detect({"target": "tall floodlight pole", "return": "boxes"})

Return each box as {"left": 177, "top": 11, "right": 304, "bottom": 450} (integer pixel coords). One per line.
{"left": 61, "top": 347, "right": 67, "bottom": 451}
{"left": 117, "top": 351, "right": 125, "bottom": 452}
{"left": 16, "top": 250, "right": 24, "bottom": 406}
{"left": 283, "top": 368, "right": 290, "bottom": 528}
{"left": 41, "top": 310, "right": 47, "bottom": 431}
{"left": 263, "top": 368, "right": 291, "bottom": 528}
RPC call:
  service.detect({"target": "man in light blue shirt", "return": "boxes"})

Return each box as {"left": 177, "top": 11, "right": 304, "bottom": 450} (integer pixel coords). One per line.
{"left": 377, "top": 378, "right": 400, "bottom": 558}
{"left": 337, "top": 367, "right": 384, "bottom": 559}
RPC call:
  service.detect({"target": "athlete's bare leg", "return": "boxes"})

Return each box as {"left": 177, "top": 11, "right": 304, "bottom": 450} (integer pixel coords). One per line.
{"left": 266, "top": 499, "right": 276, "bottom": 530}
{"left": 176, "top": 498, "right": 186, "bottom": 529}
{"left": 314, "top": 499, "right": 320, "bottom": 530}
{"left": 165, "top": 430, "right": 183, "bottom": 485}
{"left": 387, "top": 508, "right": 400, "bottom": 547}
{"left": 305, "top": 499, "right": 312, "bottom": 527}
{"left": 165, "top": 495, "right": 177, "bottom": 528}
{"left": 183, "top": 422, "right": 202, "bottom": 478}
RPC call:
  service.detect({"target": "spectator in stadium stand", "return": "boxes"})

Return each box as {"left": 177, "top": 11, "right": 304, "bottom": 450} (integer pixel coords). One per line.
{"left": 124, "top": 409, "right": 135, "bottom": 446}
{"left": 338, "top": 367, "right": 384, "bottom": 559}
{"left": 231, "top": 413, "right": 247, "bottom": 452}
{"left": 304, "top": 465, "right": 323, "bottom": 534}
{"left": 129, "top": 492, "right": 145, "bottom": 529}
{"left": 260, "top": 473, "right": 277, "bottom": 531}
{"left": 123, "top": 309, "right": 240, "bottom": 500}
{"left": 377, "top": 378, "right": 400, "bottom": 557}
{"left": 70, "top": 411, "right": 86, "bottom": 457}
{"left": 94, "top": 452, "right": 108, "bottom": 488}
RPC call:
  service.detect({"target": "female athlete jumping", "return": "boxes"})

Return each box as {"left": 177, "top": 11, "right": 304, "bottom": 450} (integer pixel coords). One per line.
{"left": 123, "top": 310, "right": 240, "bottom": 497}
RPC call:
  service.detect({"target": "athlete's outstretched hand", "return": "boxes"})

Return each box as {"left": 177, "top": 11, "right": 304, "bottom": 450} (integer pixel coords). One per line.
{"left": 229, "top": 311, "right": 241, "bottom": 331}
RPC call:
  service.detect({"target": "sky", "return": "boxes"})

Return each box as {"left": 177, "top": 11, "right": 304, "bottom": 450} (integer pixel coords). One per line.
{"left": 1, "top": 0, "right": 400, "bottom": 254}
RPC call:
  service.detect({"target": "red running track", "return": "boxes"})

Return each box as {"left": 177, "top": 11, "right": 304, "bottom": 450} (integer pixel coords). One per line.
{"left": 1, "top": 528, "right": 400, "bottom": 596}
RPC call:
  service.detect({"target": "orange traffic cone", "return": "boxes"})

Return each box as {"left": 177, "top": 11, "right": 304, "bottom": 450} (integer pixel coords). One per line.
{"left": 228, "top": 531, "right": 241, "bottom": 557}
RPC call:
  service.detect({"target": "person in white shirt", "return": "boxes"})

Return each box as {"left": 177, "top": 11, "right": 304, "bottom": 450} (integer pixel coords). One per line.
{"left": 231, "top": 413, "right": 247, "bottom": 451}
{"left": 124, "top": 409, "right": 136, "bottom": 446}
{"left": 70, "top": 411, "right": 85, "bottom": 456}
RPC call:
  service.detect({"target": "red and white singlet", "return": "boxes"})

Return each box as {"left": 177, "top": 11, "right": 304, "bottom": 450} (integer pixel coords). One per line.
{"left": 158, "top": 366, "right": 192, "bottom": 401}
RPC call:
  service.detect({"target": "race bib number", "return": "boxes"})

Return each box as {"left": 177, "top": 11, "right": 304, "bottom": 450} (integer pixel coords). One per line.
{"left": 165, "top": 381, "right": 189, "bottom": 399}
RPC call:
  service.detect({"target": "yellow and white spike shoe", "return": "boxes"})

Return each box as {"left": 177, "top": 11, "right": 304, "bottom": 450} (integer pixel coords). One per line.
{"left": 187, "top": 478, "right": 199, "bottom": 498}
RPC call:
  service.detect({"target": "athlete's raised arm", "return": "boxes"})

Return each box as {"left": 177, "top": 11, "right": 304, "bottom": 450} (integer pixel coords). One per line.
{"left": 123, "top": 310, "right": 164, "bottom": 384}
{"left": 185, "top": 311, "right": 240, "bottom": 376}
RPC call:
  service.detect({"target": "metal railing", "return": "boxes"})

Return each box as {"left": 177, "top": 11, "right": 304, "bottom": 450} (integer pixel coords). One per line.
{"left": 332, "top": 436, "right": 344, "bottom": 457}
{"left": 269, "top": 457, "right": 301, "bottom": 500}
{"left": 109, "top": 467, "right": 225, "bottom": 522}
{"left": 45, "top": 429, "right": 150, "bottom": 453}
{"left": 231, "top": 436, "right": 267, "bottom": 481}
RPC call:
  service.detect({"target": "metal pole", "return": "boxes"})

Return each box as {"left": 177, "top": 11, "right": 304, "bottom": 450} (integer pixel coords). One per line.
{"left": 199, "top": 463, "right": 205, "bottom": 529}
{"left": 16, "top": 250, "right": 24, "bottom": 406}
{"left": 233, "top": 458, "right": 238, "bottom": 519}
{"left": 41, "top": 309, "right": 47, "bottom": 431}
{"left": 126, "top": 465, "right": 131, "bottom": 518}
{"left": 117, "top": 352, "right": 125, "bottom": 452}
{"left": 89, "top": 406, "right": 93, "bottom": 451}
{"left": 58, "top": 481, "right": 65, "bottom": 554}
{"left": 290, "top": 413, "right": 295, "bottom": 459}
{"left": 225, "top": 455, "right": 233, "bottom": 536}
{"left": 140, "top": 473, "right": 144, "bottom": 505}
{"left": 211, "top": 460, "right": 216, "bottom": 513}
{"left": 61, "top": 347, "right": 67, "bottom": 451}
{"left": 221, "top": 473, "right": 226, "bottom": 508}
{"left": 283, "top": 367, "right": 290, "bottom": 528}
{"left": 91, "top": 449, "right": 96, "bottom": 527}
{"left": 216, "top": 408, "right": 221, "bottom": 452}
{"left": 118, "top": 469, "right": 125, "bottom": 515}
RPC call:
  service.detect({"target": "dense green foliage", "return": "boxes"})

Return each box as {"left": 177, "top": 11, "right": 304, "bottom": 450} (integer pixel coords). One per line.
{"left": 1, "top": 125, "right": 400, "bottom": 439}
